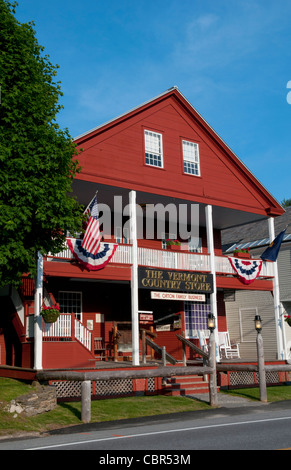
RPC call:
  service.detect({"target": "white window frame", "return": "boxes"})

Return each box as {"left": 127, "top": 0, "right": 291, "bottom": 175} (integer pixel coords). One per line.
{"left": 58, "top": 291, "right": 83, "bottom": 323}
{"left": 182, "top": 140, "right": 200, "bottom": 176}
{"left": 188, "top": 236, "right": 202, "bottom": 253}
{"left": 184, "top": 301, "right": 211, "bottom": 339}
{"left": 144, "top": 130, "right": 163, "bottom": 168}
{"left": 115, "top": 226, "right": 129, "bottom": 244}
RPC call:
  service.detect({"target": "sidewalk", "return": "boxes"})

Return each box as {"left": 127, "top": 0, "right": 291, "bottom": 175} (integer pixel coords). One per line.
{"left": 188, "top": 392, "right": 267, "bottom": 408}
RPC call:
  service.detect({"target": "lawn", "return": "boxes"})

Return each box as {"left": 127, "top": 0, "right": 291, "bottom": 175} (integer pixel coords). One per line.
{"left": 1, "top": 377, "right": 291, "bottom": 439}
{"left": 0, "top": 378, "right": 210, "bottom": 438}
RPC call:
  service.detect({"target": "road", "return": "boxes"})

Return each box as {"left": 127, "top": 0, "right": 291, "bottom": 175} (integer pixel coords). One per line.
{"left": 1, "top": 401, "right": 291, "bottom": 452}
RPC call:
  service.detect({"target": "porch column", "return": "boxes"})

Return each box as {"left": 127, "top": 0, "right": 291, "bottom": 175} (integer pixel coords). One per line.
{"left": 268, "top": 218, "right": 285, "bottom": 359}
{"left": 205, "top": 205, "right": 220, "bottom": 361}
{"left": 34, "top": 251, "right": 43, "bottom": 370}
{"left": 129, "top": 190, "right": 140, "bottom": 366}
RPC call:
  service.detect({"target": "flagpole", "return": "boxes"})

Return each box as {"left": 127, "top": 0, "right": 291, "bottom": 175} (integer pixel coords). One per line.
{"left": 268, "top": 218, "right": 285, "bottom": 359}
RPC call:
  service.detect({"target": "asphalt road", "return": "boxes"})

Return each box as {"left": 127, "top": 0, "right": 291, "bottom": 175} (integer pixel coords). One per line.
{"left": 2, "top": 399, "right": 291, "bottom": 452}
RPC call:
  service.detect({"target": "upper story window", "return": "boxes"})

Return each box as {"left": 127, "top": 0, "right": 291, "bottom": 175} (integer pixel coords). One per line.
{"left": 182, "top": 140, "right": 200, "bottom": 176}
{"left": 144, "top": 130, "right": 163, "bottom": 168}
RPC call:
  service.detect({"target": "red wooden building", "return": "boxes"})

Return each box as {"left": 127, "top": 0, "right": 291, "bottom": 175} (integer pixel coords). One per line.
{"left": 0, "top": 87, "right": 285, "bottom": 385}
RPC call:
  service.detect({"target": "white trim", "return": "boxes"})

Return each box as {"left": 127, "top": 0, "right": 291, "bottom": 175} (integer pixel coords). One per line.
{"left": 182, "top": 140, "right": 200, "bottom": 176}
{"left": 205, "top": 205, "right": 220, "bottom": 361}
{"left": 34, "top": 252, "right": 43, "bottom": 370}
{"left": 144, "top": 129, "right": 163, "bottom": 168}
{"left": 268, "top": 217, "right": 286, "bottom": 359}
{"left": 129, "top": 190, "right": 140, "bottom": 365}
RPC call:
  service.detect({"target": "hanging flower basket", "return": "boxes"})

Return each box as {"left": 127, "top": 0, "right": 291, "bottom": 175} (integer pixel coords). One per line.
{"left": 284, "top": 315, "right": 291, "bottom": 327}
{"left": 40, "top": 305, "right": 60, "bottom": 323}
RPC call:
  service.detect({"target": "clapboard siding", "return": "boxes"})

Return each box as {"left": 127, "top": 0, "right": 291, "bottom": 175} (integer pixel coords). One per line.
{"left": 278, "top": 248, "right": 291, "bottom": 301}
{"left": 224, "top": 290, "right": 277, "bottom": 360}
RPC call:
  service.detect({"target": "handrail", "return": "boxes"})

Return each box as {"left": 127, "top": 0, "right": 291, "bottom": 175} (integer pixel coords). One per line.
{"left": 176, "top": 334, "right": 209, "bottom": 360}
{"left": 145, "top": 337, "right": 177, "bottom": 365}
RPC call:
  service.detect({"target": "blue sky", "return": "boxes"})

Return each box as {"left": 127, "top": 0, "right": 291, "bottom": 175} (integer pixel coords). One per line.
{"left": 15, "top": 0, "right": 291, "bottom": 204}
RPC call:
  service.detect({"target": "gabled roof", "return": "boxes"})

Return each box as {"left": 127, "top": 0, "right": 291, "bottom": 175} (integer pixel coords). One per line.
{"left": 74, "top": 86, "right": 284, "bottom": 219}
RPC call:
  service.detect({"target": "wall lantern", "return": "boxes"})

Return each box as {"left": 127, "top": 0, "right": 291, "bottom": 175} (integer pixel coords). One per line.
{"left": 254, "top": 314, "right": 262, "bottom": 333}
{"left": 207, "top": 312, "right": 215, "bottom": 332}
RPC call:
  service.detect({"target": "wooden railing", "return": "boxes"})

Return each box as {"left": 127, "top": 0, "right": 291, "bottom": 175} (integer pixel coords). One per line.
{"left": 41, "top": 313, "right": 92, "bottom": 352}
{"left": 47, "top": 239, "right": 275, "bottom": 278}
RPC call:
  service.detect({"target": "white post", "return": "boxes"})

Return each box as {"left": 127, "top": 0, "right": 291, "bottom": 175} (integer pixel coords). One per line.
{"left": 129, "top": 190, "right": 140, "bottom": 366}
{"left": 268, "top": 218, "right": 285, "bottom": 359}
{"left": 205, "top": 205, "right": 220, "bottom": 361}
{"left": 34, "top": 251, "right": 43, "bottom": 370}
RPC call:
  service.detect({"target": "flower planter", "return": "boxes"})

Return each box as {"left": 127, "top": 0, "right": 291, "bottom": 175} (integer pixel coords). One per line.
{"left": 235, "top": 252, "right": 251, "bottom": 259}
{"left": 285, "top": 316, "right": 291, "bottom": 327}
{"left": 40, "top": 308, "right": 60, "bottom": 324}
{"left": 167, "top": 245, "right": 181, "bottom": 251}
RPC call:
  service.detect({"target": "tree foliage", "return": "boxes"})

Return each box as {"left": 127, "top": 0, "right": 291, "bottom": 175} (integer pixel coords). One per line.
{"left": 281, "top": 198, "right": 291, "bottom": 208}
{"left": 0, "top": 1, "right": 83, "bottom": 287}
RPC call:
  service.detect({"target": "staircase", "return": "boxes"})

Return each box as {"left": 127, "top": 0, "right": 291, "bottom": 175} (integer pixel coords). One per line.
{"left": 162, "top": 374, "right": 211, "bottom": 396}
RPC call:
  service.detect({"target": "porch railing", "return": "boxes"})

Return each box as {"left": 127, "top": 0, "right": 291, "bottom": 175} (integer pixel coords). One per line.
{"left": 41, "top": 314, "right": 92, "bottom": 352}
{"left": 47, "top": 239, "right": 275, "bottom": 278}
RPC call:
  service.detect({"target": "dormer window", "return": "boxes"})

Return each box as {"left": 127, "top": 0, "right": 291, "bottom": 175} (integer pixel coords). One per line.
{"left": 182, "top": 140, "right": 200, "bottom": 176}
{"left": 144, "top": 130, "right": 163, "bottom": 168}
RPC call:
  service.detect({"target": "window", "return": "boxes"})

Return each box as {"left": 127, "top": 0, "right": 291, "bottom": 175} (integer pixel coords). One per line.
{"left": 144, "top": 130, "right": 163, "bottom": 168}
{"left": 184, "top": 301, "right": 211, "bottom": 338}
{"left": 182, "top": 140, "right": 200, "bottom": 176}
{"left": 115, "top": 227, "right": 129, "bottom": 244}
{"left": 58, "top": 291, "right": 82, "bottom": 322}
{"left": 188, "top": 236, "right": 202, "bottom": 253}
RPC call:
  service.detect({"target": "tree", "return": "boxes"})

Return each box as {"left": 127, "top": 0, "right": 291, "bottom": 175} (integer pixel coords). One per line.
{"left": 281, "top": 198, "right": 291, "bottom": 208}
{"left": 0, "top": 1, "right": 83, "bottom": 288}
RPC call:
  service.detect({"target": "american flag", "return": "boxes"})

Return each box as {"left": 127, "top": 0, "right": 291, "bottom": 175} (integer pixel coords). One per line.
{"left": 81, "top": 195, "right": 101, "bottom": 255}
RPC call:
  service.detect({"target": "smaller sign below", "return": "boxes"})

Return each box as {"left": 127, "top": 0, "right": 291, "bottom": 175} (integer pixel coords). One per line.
{"left": 150, "top": 291, "right": 205, "bottom": 302}
{"left": 139, "top": 313, "right": 154, "bottom": 323}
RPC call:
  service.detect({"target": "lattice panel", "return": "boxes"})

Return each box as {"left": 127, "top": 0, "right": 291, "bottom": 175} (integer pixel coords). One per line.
{"left": 51, "top": 377, "right": 156, "bottom": 399}
{"left": 94, "top": 379, "right": 133, "bottom": 396}
{"left": 148, "top": 377, "right": 155, "bottom": 392}
{"left": 51, "top": 380, "right": 83, "bottom": 398}
{"left": 229, "top": 371, "right": 280, "bottom": 387}
{"left": 229, "top": 372, "right": 256, "bottom": 386}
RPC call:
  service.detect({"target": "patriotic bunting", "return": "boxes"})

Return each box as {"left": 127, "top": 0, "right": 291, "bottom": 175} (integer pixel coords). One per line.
{"left": 228, "top": 257, "right": 263, "bottom": 285}
{"left": 67, "top": 193, "right": 118, "bottom": 271}
{"left": 67, "top": 238, "right": 117, "bottom": 271}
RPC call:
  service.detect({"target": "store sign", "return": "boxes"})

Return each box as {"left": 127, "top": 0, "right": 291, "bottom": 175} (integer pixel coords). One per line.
{"left": 139, "top": 313, "right": 153, "bottom": 323}
{"left": 138, "top": 267, "right": 213, "bottom": 294}
{"left": 151, "top": 291, "right": 205, "bottom": 301}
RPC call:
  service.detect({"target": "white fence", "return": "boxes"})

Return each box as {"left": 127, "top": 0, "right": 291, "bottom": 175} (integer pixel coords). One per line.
{"left": 47, "top": 239, "right": 275, "bottom": 279}
{"left": 41, "top": 314, "right": 91, "bottom": 352}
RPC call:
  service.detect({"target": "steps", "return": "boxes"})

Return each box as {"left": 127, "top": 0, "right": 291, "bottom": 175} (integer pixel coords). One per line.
{"left": 162, "top": 374, "right": 210, "bottom": 396}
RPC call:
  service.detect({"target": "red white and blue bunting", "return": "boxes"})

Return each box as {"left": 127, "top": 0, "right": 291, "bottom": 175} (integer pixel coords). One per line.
{"left": 67, "top": 238, "right": 118, "bottom": 271}
{"left": 228, "top": 257, "right": 263, "bottom": 285}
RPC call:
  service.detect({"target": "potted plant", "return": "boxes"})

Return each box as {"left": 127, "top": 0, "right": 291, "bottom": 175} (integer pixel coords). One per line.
{"left": 40, "top": 304, "right": 60, "bottom": 323}
{"left": 166, "top": 239, "right": 181, "bottom": 250}
{"left": 285, "top": 315, "right": 291, "bottom": 327}
{"left": 233, "top": 247, "right": 251, "bottom": 259}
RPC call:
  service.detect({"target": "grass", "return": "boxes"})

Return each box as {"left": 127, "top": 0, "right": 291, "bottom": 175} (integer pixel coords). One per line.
{"left": 0, "top": 378, "right": 210, "bottom": 438}
{"left": 221, "top": 384, "right": 291, "bottom": 402}
{"left": 1, "top": 377, "right": 291, "bottom": 439}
